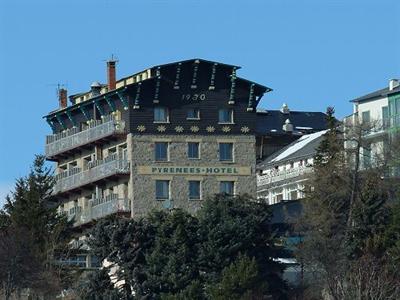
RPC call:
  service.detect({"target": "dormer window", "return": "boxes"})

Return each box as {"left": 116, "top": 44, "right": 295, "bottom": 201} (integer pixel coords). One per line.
{"left": 154, "top": 107, "right": 169, "bottom": 123}
{"left": 218, "top": 109, "right": 233, "bottom": 123}
{"left": 187, "top": 108, "right": 200, "bottom": 120}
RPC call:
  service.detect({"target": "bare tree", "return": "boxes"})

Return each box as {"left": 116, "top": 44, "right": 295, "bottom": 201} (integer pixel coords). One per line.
{"left": 296, "top": 109, "right": 399, "bottom": 299}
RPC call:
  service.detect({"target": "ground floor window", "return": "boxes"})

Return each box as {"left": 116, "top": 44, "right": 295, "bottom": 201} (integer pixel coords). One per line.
{"left": 156, "top": 180, "right": 169, "bottom": 200}
{"left": 189, "top": 181, "right": 201, "bottom": 200}
{"left": 220, "top": 181, "right": 234, "bottom": 195}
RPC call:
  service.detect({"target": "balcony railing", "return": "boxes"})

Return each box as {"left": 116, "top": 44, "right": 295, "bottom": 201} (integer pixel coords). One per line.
{"left": 362, "top": 119, "right": 390, "bottom": 139}
{"left": 257, "top": 166, "right": 312, "bottom": 187}
{"left": 344, "top": 115, "right": 390, "bottom": 140}
{"left": 45, "top": 117, "right": 126, "bottom": 158}
{"left": 53, "top": 154, "right": 130, "bottom": 194}
{"left": 70, "top": 197, "right": 131, "bottom": 227}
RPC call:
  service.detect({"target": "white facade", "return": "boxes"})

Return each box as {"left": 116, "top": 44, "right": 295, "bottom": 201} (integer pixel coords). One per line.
{"left": 257, "top": 131, "right": 327, "bottom": 204}
{"left": 344, "top": 85, "right": 391, "bottom": 169}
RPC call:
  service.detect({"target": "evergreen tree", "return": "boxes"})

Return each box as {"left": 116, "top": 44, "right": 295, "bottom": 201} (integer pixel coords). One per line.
{"left": 197, "top": 194, "right": 286, "bottom": 299}
{"left": 382, "top": 200, "right": 400, "bottom": 266}
{"left": 297, "top": 107, "right": 398, "bottom": 298}
{"left": 347, "top": 172, "right": 389, "bottom": 258}
{"left": 84, "top": 194, "right": 287, "bottom": 299}
{"left": 297, "top": 107, "right": 351, "bottom": 296}
{"left": 0, "top": 155, "right": 73, "bottom": 298}
{"left": 88, "top": 215, "right": 155, "bottom": 298}
{"left": 79, "top": 268, "right": 121, "bottom": 300}
{"left": 144, "top": 210, "right": 200, "bottom": 297}
{"left": 207, "top": 254, "right": 267, "bottom": 300}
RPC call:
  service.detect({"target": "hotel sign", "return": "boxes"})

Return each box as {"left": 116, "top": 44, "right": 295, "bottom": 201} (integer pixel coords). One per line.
{"left": 137, "top": 166, "right": 252, "bottom": 176}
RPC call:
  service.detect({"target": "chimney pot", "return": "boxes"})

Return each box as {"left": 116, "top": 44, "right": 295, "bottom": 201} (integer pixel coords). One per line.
{"left": 389, "top": 79, "right": 399, "bottom": 91}
{"left": 59, "top": 88, "right": 67, "bottom": 109}
{"left": 281, "top": 103, "right": 290, "bottom": 114}
{"left": 283, "top": 118, "right": 293, "bottom": 132}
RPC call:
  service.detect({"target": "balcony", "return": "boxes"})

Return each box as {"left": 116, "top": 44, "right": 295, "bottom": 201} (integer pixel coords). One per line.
{"left": 68, "top": 196, "right": 131, "bottom": 227}
{"left": 54, "top": 154, "right": 130, "bottom": 195}
{"left": 45, "top": 116, "right": 126, "bottom": 159}
{"left": 257, "top": 166, "right": 312, "bottom": 187}
{"left": 344, "top": 115, "right": 390, "bottom": 141}
{"left": 362, "top": 119, "right": 390, "bottom": 140}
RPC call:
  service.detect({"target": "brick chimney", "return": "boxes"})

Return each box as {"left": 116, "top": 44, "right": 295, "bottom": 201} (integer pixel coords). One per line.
{"left": 59, "top": 88, "right": 67, "bottom": 109}
{"left": 107, "top": 59, "right": 117, "bottom": 91}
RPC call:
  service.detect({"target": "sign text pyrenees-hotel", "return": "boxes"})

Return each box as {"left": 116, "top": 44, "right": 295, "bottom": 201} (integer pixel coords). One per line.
{"left": 137, "top": 166, "right": 251, "bottom": 176}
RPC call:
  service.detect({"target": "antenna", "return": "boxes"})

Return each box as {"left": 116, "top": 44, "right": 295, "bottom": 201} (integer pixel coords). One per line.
{"left": 103, "top": 54, "right": 119, "bottom": 63}
{"left": 46, "top": 83, "right": 67, "bottom": 97}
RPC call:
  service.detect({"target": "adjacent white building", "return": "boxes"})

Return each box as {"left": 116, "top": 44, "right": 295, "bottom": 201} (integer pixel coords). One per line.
{"left": 256, "top": 130, "right": 327, "bottom": 204}
{"left": 343, "top": 79, "right": 400, "bottom": 169}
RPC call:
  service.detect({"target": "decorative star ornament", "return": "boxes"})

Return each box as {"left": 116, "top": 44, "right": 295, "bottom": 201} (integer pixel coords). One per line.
{"left": 206, "top": 125, "right": 215, "bottom": 133}
{"left": 157, "top": 125, "right": 166, "bottom": 132}
{"left": 241, "top": 126, "right": 250, "bottom": 133}
{"left": 137, "top": 125, "right": 146, "bottom": 132}
{"left": 222, "top": 126, "right": 231, "bottom": 133}
{"left": 190, "top": 126, "right": 200, "bottom": 133}
{"left": 175, "top": 126, "right": 184, "bottom": 133}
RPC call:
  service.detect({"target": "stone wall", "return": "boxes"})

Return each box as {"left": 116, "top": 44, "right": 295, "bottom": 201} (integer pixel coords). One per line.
{"left": 128, "top": 133, "right": 256, "bottom": 217}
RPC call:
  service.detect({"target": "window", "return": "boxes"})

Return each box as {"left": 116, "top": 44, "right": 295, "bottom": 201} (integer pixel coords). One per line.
{"left": 275, "top": 194, "right": 283, "bottom": 203}
{"left": 90, "top": 255, "right": 101, "bottom": 268}
{"left": 154, "top": 107, "right": 168, "bottom": 122}
{"left": 382, "top": 106, "right": 389, "bottom": 128}
{"left": 60, "top": 255, "right": 87, "bottom": 267}
{"left": 390, "top": 98, "right": 400, "bottom": 127}
{"left": 362, "top": 111, "right": 370, "bottom": 123}
{"left": 156, "top": 180, "right": 169, "bottom": 200}
{"left": 363, "top": 147, "right": 371, "bottom": 168}
{"left": 155, "top": 142, "right": 168, "bottom": 161}
{"left": 83, "top": 155, "right": 92, "bottom": 164}
{"left": 218, "top": 109, "right": 233, "bottom": 123}
{"left": 188, "top": 142, "right": 200, "bottom": 159}
{"left": 219, "top": 143, "right": 233, "bottom": 161}
{"left": 220, "top": 181, "right": 234, "bottom": 195}
{"left": 187, "top": 108, "right": 200, "bottom": 120}
{"left": 395, "top": 98, "right": 400, "bottom": 115}
{"left": 108, "top": 147, "right": 117, "bottom": 156}
{"left": 189, "top": 181, "right": 201, "bottom": 200}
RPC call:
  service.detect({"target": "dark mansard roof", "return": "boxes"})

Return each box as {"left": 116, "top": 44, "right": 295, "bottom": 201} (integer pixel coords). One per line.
{"left": 255, "top": 109, "right": 327, "bottom": 136}
{"left": 45, "top": 58, "right": 271, "bottom": 118}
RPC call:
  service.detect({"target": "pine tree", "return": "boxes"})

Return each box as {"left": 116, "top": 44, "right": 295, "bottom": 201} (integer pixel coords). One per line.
{"left": 297, "top": 107, "right": 352, "bottom": 297}
{"left": 207, "top": 254, "right": 267, "bottom": 300}
{"left": 84, "top": 194, "right": 287, "bottom": 299}
{"left": 144, "top": 210, "right": 200, "bottom": 297}
{"left": 297, "top": 107, "right": 398, "bottom": 298}
{"left": 78, "top": 268, "right": 121, "bottom": 300}
{"left": 0, "top": 155, "right": 73, "bottom": 298}
{"left": 347, "top": 172, "right": 389, "bottom": 258}
{"left": 197, "top": 194, "right": 287, "bottom": 299}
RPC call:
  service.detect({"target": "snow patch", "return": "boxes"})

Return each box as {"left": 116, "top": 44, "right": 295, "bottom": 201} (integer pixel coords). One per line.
{"left": 270, "top": 130, "right": 328, "bottom": 163}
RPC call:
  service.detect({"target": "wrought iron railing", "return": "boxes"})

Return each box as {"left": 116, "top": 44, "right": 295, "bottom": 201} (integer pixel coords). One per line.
{"left": 53, "top": 155, "right": 130, "bottom": 194}
{"left": 70, "top": 198, "right": 131, "bottom": 227}
{"left": 257, "top": 166, "right": 312, "bottom": 187}
{"left": 68, "top": 206, "right": 82, "bottom": 216}
{"left": 45, "top": 117, "right": 125, "bottom": 157}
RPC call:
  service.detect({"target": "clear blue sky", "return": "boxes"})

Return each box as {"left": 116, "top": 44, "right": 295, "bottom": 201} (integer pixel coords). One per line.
{"left": 0, "top": 0, "right": 399, "bottom": 205}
